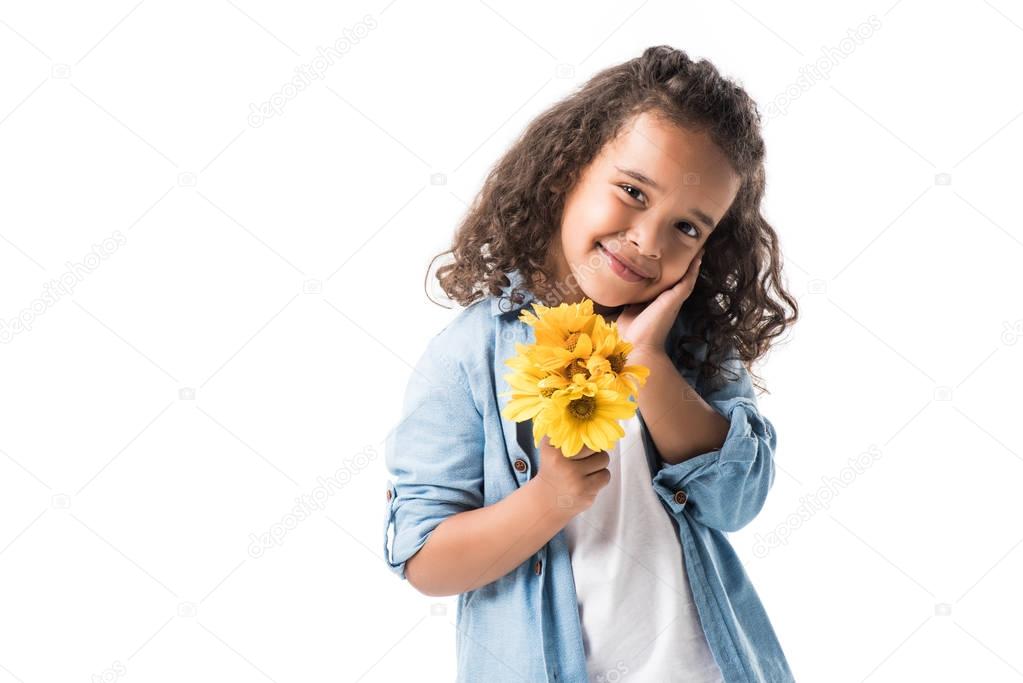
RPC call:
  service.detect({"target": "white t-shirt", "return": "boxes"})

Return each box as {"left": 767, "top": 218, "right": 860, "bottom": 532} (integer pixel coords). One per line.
{"left": 563, "top": 412, "right": 725, "bottom": 683}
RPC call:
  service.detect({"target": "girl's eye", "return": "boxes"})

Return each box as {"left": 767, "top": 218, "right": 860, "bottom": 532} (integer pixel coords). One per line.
{"left": 676, "top": 221, "right": 699, "bottom": 238}
{"left": 619, "top": 184, "right": 646, "bottom": 203}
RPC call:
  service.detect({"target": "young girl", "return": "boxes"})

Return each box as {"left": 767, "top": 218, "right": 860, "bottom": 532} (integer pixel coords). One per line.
{"left": 383, "top": 45, "right": 799, "bottom": 683}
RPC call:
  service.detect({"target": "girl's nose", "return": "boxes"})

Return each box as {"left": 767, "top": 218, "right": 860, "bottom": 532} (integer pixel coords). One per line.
{"left": 625, "top": 221, "right": 661, "bottom": 259}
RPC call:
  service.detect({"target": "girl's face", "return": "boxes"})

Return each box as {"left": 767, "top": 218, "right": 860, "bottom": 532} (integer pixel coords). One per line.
{"left": 546, "top": 111, "right": 742, "bottom": 313}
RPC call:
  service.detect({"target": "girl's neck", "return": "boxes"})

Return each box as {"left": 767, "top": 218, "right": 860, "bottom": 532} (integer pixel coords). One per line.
{"left": 593, "top": 302, "right": 625, "bottom": 321}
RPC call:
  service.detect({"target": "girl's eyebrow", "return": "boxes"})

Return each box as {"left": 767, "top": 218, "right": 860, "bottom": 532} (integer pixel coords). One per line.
{"left": 616, "top": 165, "right": 663, "bottom": 191}
{"left": 615, "top": 165, "right": 718, "bottom": 231}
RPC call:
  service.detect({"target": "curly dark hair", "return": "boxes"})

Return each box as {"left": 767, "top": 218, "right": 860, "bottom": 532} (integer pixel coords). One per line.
{"left": 426, "top": 45, "right": 798, "bottom": 393}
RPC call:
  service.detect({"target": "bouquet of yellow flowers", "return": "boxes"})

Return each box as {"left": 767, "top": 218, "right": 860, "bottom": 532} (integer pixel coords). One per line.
{"left": 499, "top": 299, "right": 651, "bottom": 458}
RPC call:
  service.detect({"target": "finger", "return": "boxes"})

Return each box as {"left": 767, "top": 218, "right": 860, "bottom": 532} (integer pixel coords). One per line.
{"left": 686, "top": 250, "right": 704, "bottom": 280}
{"left": 664, "top": 257, "right": 700, "bottom": 297}
{"left": 581, "top": 451, "right": 610, "bottom": 473}
{"left": 668, "top": 252, "right": 701, "bottom": 291}
{"left": 649, "top": 258, "right": 697, "bottom": 314}
{"left": 571, "top": 445, "right": 599, "bottom": 459}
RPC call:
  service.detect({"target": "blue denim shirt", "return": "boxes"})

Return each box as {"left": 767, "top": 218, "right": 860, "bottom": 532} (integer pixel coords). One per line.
{"left": 383, "top": 270, "right": 795, "bottom": 682}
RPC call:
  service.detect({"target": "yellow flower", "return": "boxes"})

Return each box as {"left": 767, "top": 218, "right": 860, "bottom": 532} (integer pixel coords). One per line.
{"left": 525, "top": 331, "right": 594, "bottom": 373}
{"left": 518, "top": 299, "right": 598, "bottom": 349}
{"left": 590, "top": 315, "right": 650, "bottom": 396}
{"left": 499, "top": 297, "right": 650, "bottom": 459}
{"left": 500, "top": 345, "right": 563, "bottom": 420}
{"left": 542, "top": 373, "right": 638, "bottom": 458}
{"left": 500, "top": 368, "right": 548, "bottom": 422}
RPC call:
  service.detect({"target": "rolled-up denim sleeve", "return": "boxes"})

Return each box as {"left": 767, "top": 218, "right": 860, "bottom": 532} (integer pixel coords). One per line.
{"left": 650, "top": 354, "right": 777, "bottom": 533}
{"left": 382, "top": 336, "right": 484, "bottom": 581}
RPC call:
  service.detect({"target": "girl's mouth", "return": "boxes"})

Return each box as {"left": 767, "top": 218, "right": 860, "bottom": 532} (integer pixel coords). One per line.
{"left": 597, "top": 243, "right": 647, "bottom": 283}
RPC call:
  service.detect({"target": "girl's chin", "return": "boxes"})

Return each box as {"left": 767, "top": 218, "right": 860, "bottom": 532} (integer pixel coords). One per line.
{"left": 586, "top": 279, "right": 660, "bottom": 312}
{"left": 570, "top": 260, "right": 645, "bottom": 309}
{"left": 578, "top": 286, "right": 627, "bottom": 314}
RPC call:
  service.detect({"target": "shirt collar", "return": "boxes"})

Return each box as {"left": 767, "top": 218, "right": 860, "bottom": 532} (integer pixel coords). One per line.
{"left": 489, "top": 268, "right": 537, "bottom": 317}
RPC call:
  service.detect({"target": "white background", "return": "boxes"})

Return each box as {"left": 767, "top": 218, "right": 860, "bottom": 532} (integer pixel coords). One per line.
{"left": 1, "top": 1, "right": 1022, "bottom": 681}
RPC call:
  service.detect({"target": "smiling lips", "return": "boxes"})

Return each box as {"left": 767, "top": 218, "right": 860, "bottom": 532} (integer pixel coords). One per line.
{"left": 598, "top": 243, "right": 650, "bottom": 283}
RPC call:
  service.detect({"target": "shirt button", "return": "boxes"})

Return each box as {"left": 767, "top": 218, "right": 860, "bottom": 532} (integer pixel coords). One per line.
{"left": 534, "top": 559, "right": 542, "bottom": 575}
{"left": 513, "top": 458, "right": 528, "bottom": 473}
{"left": 386, "top": 488, "right": 392, "bottom": 502}
{"left": 674, "top": 489, "right": 688, "bottom": 505}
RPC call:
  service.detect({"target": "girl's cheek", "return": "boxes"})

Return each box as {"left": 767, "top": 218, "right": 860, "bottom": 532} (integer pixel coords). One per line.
{"left": 586, "top": 192, "right": 618, "bottom": 221}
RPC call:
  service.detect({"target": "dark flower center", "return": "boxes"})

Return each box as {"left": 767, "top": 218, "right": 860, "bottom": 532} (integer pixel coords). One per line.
{"left": 568, "top": 396, "right": 596, "bottom": 420}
